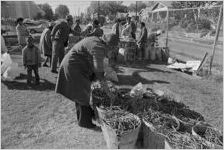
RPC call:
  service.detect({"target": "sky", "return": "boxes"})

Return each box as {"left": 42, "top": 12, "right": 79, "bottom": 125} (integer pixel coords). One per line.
{"left": 35, "top": 0, "right": 136, "bottom": 16}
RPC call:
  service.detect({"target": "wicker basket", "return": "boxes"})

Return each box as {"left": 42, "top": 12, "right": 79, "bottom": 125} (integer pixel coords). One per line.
{"left": 142, "top": 116, "right": 180, "bottom": 149}
{"left": 192, "top": 124, "right": 223, "bottom": 149}
{"left": 143, "top": 119, "right": 171, "bottom": 149}
{"left": 101, "top": 114, "right": 141, "bottom": 149}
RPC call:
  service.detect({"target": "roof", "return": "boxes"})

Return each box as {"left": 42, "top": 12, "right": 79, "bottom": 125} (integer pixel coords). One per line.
{"left": 152, "top": 1, "right": 173, "bottom": 12}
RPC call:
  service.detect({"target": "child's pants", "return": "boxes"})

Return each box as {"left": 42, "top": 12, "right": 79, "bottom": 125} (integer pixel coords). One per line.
{"left": 27, "top": 65, "right": 40, "bottom": 83}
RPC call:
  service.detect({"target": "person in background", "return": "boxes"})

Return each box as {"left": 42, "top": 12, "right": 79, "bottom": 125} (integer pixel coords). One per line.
{"left": 81, "top": 22, "right": 93, "bottom": 37}
{"left": 137, "top": 22, "right": 148, "bottom": 60}
{"left": 16, "top": 18, "right": 29, "bottom": 46}
{"left": 86, "top": 19, "right": 104, "bottom": 37}
{"left": 22, "top": 36, "right": 41, "bottom": 85}
{"left": 73, "top": 19, "right": 82, "bottom": 36}
{"left": 130, "top": 17, "right": 137, "bottom": 39}
{"left": 112, "top": 18, "right": 121, "bottom": 38}
{"left": 50, "top": 15, "right": 73, "bottom": 73}
{"left": 55, "top": 34, "right": 119, "bottom": 129}
{"left": 39, "top": 22, "right": 55, "bottom": 67}
{"left": 1, "top": 30, "right": 8, "bottom": 54}
{"left": 121, "top": 17, "right": 132, "bottom": 37}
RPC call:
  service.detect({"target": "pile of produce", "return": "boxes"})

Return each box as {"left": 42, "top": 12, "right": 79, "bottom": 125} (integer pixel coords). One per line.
{"left": 131, "top": 97, "right": 159, "bottom": 115}
{"left": 166, "top": 131, "right": 212, "bottom": 149}
{"left": 156, "top": 96, "right": 205, "bottom": 123}
{"left": 197, "top": 127, "right": 223, "bottom": 146}
{"left": 91, "top": 81, "right": 223, "bottom": 149}
{"left": 143, "top": 109, "right": 179, "bottom": 132}
{"left": 112, "top": 88, "right": 133, "bottom": 111}
{"left": 91, "top": 80, "right": 117, "bottom": 107}
{"left": 102, "top": 106, "right": 141, "bottom": 136}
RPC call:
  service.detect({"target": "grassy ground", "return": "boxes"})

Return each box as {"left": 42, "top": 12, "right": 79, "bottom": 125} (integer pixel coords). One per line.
{"left": 1, "top": 50, "right": 223, "bottom": 148}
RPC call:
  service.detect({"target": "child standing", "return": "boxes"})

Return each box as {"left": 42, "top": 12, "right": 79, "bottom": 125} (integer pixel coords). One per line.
{"left": 22, "top": 36, "right": 41, "bottom": 85}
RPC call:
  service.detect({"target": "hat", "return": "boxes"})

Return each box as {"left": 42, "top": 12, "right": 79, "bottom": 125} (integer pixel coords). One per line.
{"left": 102, "top": 34, "right": 119, "bottom": 47}
{"left": 66, "top": 15, "right": 73, "bottom": 21}
{"left": 16, "top": 17, "right": 24, "bottom": 24}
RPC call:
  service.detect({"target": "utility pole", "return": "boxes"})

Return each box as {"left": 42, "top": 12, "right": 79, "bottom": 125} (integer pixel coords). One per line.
{"left": 98, "top": 1, "right": 100, "bottom": 20}
{"left": 136, "top": 1, "right": 138, "bottom": 26}
{"left": 209, "top": 5, "right": 223, "bottom": 74}
{"left": 165, "top": 9, "right": 169, "bottom": 47}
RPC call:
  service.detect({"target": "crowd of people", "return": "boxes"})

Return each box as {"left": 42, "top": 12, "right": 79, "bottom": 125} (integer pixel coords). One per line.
{"left": 2, "top": 14, "right": 150, "bottom": 130}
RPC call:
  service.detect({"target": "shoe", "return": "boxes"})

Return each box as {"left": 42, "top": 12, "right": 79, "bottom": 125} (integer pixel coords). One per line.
{"left": 91, "top": 126, "right": 102, "bottom": 132}
{"left": 51, "top": 70, "right": 58, "bottom": 74}
{"left": 78, "top": 123, "right": 101, "bottom": 131}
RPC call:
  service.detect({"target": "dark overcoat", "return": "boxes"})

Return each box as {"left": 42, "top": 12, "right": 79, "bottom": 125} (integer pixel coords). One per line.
{"left": 55, "top": 36, "right": 106, "bottom": 106}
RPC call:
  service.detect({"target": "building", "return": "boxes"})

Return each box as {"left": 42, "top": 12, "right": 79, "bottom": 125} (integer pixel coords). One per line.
{"left": 1, "top": 1, "right": 45, "bottom": 19}
{"left": 139, "top": 1, "right": 173, "bottom": 22}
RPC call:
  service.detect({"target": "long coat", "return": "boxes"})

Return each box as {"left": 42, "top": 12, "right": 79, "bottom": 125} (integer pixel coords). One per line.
{"left": 55, "top": 36, "right": 107, "bottom": 106}
{"left": 39, "top": 28, "right": 52, "bottom": 56}
{"left": 16, "top": 24, "right": 29, "bottom": 45}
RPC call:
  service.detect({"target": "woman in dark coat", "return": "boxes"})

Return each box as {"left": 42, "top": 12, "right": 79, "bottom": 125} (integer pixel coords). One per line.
{"left": 55, "top": 34, "right": 119, "bottom": 129}
{"left": 39, "top": 22, "right": 55, "bottom": 67}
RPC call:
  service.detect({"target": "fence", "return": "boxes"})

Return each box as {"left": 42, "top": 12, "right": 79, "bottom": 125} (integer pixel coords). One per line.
{"left": 140, "top": 5, "right": 223, "bottom": 73}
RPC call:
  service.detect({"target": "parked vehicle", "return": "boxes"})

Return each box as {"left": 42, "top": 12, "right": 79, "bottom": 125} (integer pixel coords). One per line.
{"left": 26, "top": 22, "right": 48, "bottom": 34}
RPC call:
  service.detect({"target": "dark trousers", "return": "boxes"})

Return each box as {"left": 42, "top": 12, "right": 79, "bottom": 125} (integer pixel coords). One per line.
{"left": 131, "top": 32, "right": 136, "bottom": 39}
{"left": 51, "top": 41, "right": 65, "bottom": 71}
{"left": 75, "top": 102, "right": 95, "bottom": 128}
{"left": 138, "top": 44, "right": 145, "bottom": 60}
{"left": 27, "top": 65, "right": 40, "bottom": 83}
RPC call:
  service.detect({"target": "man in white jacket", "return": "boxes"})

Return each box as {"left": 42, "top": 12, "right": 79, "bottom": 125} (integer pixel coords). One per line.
{"left": 1, "top": 32, "right": 8, "bottom": 54}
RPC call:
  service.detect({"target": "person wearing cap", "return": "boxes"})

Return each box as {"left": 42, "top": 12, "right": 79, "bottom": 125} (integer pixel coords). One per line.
{"left": 130, "top": 17, "right": 137, "bottom": 39}
{"left": 81, "top": 23, "right": 93, "bottom": 37}
{"left": 16, "top": 17, "right": 29, "bottom": 46}
{"left": 22, "top": 36, "right": 41, "bottom": 85}
{"left": 55, "top": 33, "right": 119, "bottom": 129}
{"left": 39, "top": 22, "right": 55, "bottom": 67}
{"left": 121, "top": 17, "right": 132, "bottom": 38}
{"left": 86, "top": 19, "right": 104, "bottom": 37}
{"left": 112, "top": 18, "right": 121, "bottom": 38}
{"left": 50, "top": 15, "right": 73, "bottom": 73}
{"left": 1, "top": 30, "right": 8, "bottom": 54}
{"left": 73, "top": 19, "right": 82, "bottom": 36}
{"left": 137, "top": 22, "right": 148, "bottom": 60}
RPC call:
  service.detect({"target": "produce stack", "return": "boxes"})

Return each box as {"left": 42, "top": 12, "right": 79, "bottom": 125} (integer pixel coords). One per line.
{"left": 91, "top": 81, "right": 223, "bottom": 149}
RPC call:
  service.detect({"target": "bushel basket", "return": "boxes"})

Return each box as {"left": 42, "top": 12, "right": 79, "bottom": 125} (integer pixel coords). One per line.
{"left": 192, "top": 124, "right": 223, "bottom": 149}
{"left": 142, "top": 118, "right": 179, "bottom": 149}
{"left": 101, "top": 114, "right": 141, "bottom": 149}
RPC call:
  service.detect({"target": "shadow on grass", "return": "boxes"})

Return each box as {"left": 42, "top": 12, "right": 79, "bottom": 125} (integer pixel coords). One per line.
{"left": 118, "top": 61, "right": 172, "bottom": 74}
{"left": 117, "top": 71, "right": 170, "bottom": 86}
{"left": 2, "top": 78, "right": 55, "bottom": 91}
